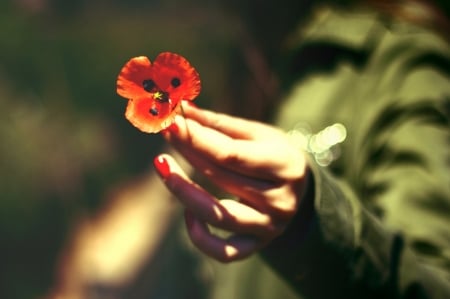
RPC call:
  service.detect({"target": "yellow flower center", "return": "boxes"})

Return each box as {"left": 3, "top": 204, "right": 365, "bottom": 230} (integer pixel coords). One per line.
{"left": 153, "top": 91, "right": 163, "bottom": 100}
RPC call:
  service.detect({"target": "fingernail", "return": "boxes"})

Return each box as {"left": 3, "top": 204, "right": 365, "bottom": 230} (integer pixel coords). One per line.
{"left": 153, "top": 155, "right": 170, "bottom": 179}
{"left": 165, "top": 121, "right": 179, "bottom": 134}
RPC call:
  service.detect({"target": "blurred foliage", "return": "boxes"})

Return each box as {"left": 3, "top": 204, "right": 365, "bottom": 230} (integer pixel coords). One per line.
{"left": 1, "top": 0, "right": 448, "bottom": 298}
{"left": 0, "top": 0, "right": 238, "bottom": 297}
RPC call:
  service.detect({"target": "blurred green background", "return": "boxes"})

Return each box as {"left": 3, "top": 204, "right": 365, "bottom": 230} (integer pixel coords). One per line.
{"left": 0, "top": 0, "right": 239, "bottom": 298}
{"left": 2, "top": 0, "right": 449, "bottom": 298}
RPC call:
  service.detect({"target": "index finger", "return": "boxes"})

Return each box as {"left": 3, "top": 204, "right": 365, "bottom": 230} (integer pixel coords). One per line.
{"left": 164, "top": 114, "right": 306, "bottom": 181}
{"left": 181, "top": 101, "right": 281, "bottom": 140}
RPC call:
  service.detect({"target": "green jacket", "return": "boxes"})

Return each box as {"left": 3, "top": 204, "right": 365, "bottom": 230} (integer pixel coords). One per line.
{"left": 209, "top": 6, "right": 450, "bottom": 299}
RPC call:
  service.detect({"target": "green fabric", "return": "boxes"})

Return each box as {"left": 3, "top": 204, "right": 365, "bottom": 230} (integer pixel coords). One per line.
{"left": 210, "top": 5, "right": 450, "bottom": 299}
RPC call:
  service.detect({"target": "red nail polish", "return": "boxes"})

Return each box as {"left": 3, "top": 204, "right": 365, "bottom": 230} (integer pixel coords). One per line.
{"left": 153, "top": 155, "right": 170, "bottom": 179}
{"left": 165, "top": 121, "right": 179, "bottom": 134}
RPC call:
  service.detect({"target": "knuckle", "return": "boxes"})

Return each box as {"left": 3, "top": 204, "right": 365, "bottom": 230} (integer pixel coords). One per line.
{"left": 216, "top": 147, "right": 240, "bottom": 166}
{"left": 267, "top": 191, "right": 299, "bottom": 220}
{"left": 273, "top": 203, "right": 298, "bottom": 220}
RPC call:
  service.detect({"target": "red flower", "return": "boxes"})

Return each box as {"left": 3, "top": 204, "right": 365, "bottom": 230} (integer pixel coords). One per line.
{"left": 116, "top": 52, "right": 201, "bottom": 133}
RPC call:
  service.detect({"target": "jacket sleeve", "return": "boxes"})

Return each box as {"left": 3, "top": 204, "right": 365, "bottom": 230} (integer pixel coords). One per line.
{"left": 261, "top": 10, "right": 450, "bottom": 299}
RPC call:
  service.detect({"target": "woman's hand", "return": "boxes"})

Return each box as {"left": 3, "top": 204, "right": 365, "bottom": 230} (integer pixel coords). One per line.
{"left": 153, "top": 102, "right": 311, "bottom": 262}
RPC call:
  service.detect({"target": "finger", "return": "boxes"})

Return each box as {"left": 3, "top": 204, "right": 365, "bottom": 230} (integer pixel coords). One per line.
{"left": 170, "top": 144, "right": 296, "bottom": 216}
{"left": 154, "top": 154, "right": 280, "bottom": 236}
{"left": 166, "top": 115, "right": 305, "bottom": 181}
{"left": 181, "top": 101, "right": 276, "bottom": 140}
{"left": 184, "top": 210, "right": 263, "bottom": 263}
{"left": 169, "top": 138, "right": 274, "bottom": 199}
{"left": 155, "top": 154, "right": 223, "bottom": 222}
{"left": 220, "top": 199, "right": 281, "bottom": 237}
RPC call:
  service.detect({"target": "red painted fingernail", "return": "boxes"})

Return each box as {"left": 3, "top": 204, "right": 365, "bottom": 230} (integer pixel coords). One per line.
{"left": 165, "top": 121, "right": 179, "bottom": 134}
{"left": 153, "top": 155, "right": 170, "bottom": 179}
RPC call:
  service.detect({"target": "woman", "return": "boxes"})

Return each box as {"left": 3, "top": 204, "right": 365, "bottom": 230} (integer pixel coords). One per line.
{"left": 154, "top": 1, "right": 450, "bottom": 298}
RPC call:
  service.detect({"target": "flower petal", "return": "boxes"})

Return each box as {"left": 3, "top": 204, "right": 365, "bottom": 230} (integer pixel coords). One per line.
{"left": 152, "top": 52, "right": 201, "bottom": 103}
{"left": 117, "top": 52, "right": 201, "bottom": 134}
{"left": 124, "top": 97, "right": 180, "bottom": 133}
{"left": 117, "top": 56, "right": 153, "bottom": 99}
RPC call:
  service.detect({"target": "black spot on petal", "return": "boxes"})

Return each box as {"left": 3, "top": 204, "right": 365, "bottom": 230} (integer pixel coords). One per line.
{"left": 150, "top": 107, "right": 158, "bottom": 116}
{"left": 143, "top": 80, "right": 156, "bottom": 92}
{"left": 171, "top": 77, "right": 181, "bottom": 88}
